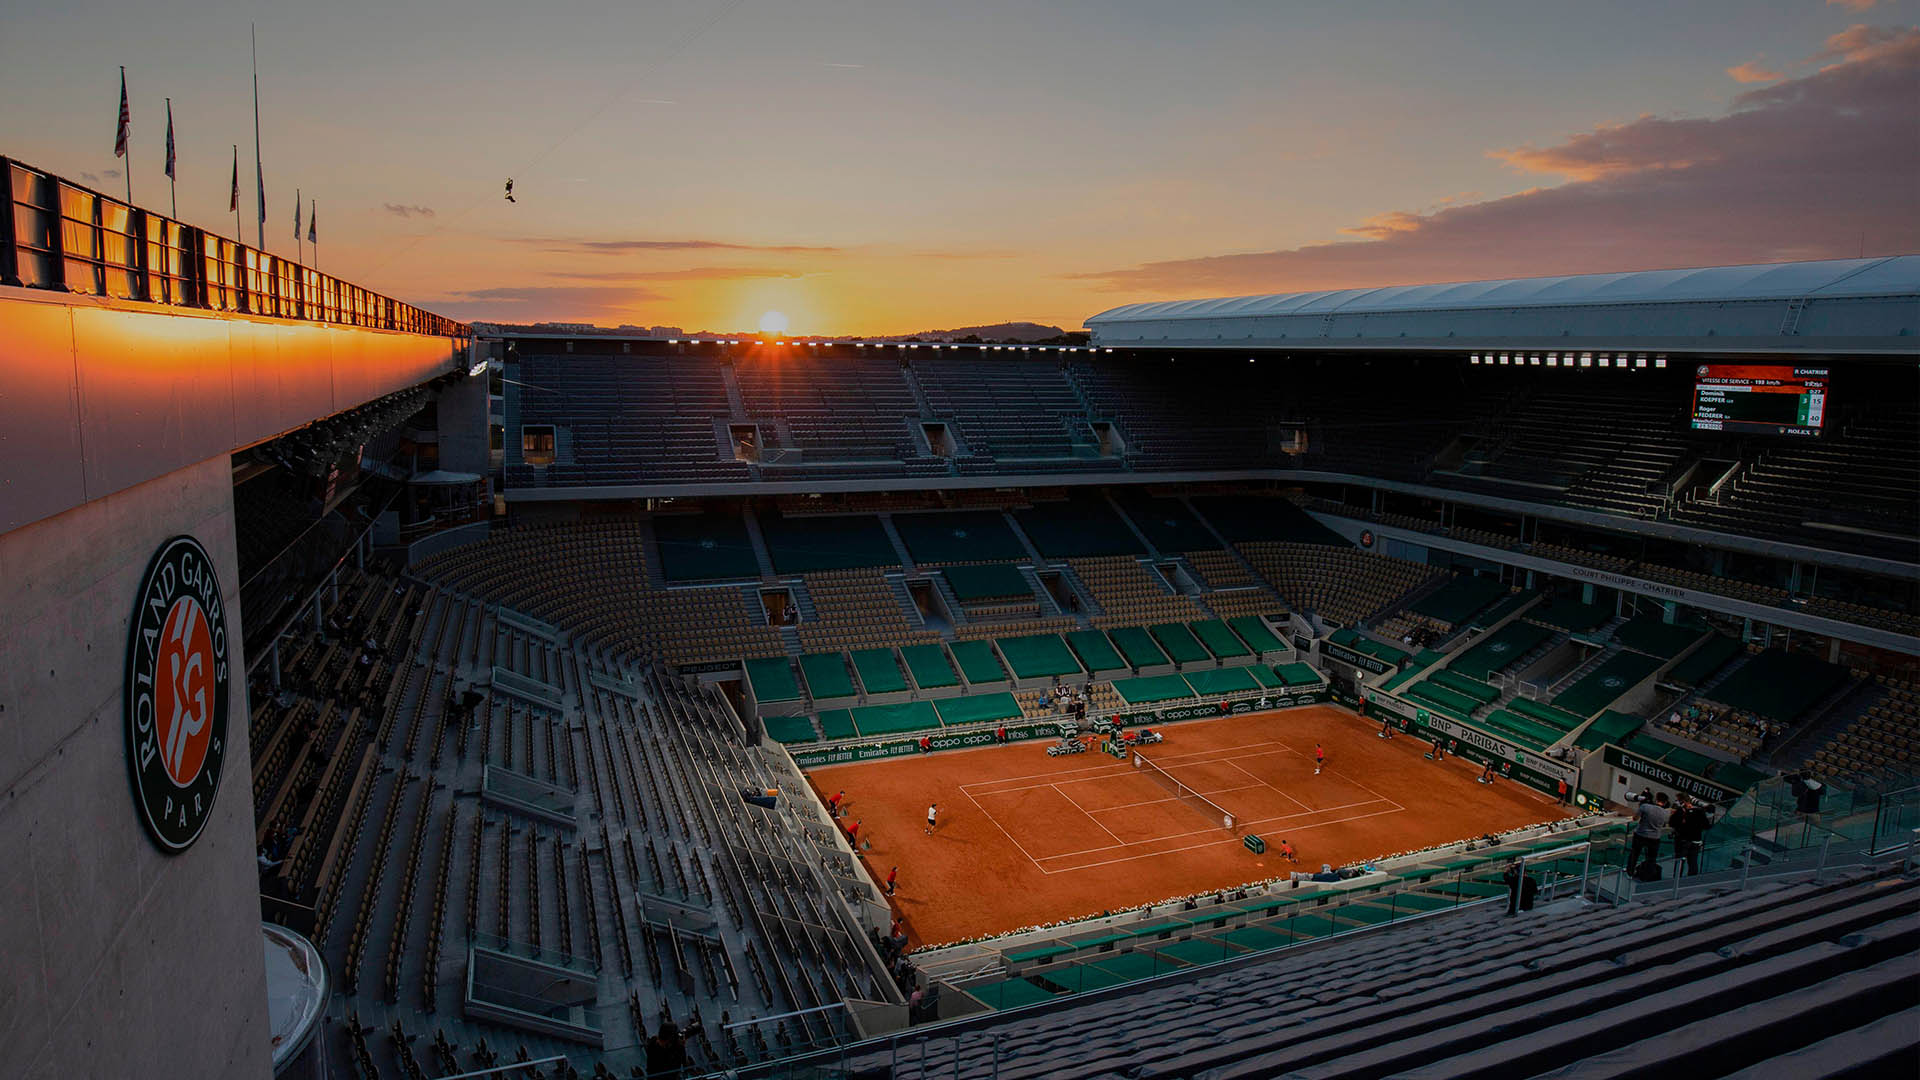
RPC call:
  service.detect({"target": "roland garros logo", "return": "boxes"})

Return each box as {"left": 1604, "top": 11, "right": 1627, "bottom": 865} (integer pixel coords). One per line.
{"left": 124, "top": 536, "right": 230, "bottom": 853}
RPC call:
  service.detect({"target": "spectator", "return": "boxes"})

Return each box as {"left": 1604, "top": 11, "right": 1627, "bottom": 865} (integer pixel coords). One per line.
{"left": 1669, "top": 796, "right": 1711, "bottom": 876}
{"left": 1628, "top": 792, "right": 1671, "bottom": 874}
{"left": 1502, "top": 859, "right": 1538, "bottom": 915}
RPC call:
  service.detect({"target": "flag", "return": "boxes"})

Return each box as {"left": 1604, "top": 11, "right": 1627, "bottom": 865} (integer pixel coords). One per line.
{"left": 307, "top": 200, "right": 316, "bottom": 244}
{"left": 294, "top": 188, "right": 301, "bottom": 241}
{"left": 114, "top": 67, "right": 130, "bottom": 159}
{"left": 256, "top": 159, "right": 266, "bottom": 225}
{"left": 229, "top": 146, "right": 239, "bottom": 212}
{"left": 164, "top": 99, "right": 175, "bottom": 180}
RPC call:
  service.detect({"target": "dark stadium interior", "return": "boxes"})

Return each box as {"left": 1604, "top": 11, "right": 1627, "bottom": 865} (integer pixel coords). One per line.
{"left": 217, "top": 284, "right": 1919, "bottom": 1075}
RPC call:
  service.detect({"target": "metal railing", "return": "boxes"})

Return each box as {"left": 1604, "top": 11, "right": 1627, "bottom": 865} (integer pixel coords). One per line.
{"left": 1, "top": 155, "right": 467, "bottom": 338}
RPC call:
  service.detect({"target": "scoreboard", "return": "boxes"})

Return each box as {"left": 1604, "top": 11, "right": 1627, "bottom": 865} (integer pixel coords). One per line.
{"left": 1690, "top": 364, "right": 1828, "bottom": 437}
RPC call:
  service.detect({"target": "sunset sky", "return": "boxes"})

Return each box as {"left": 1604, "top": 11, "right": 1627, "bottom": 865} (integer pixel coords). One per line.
{"left": 2, "top": 1, "right": 1914, "bottom": 335}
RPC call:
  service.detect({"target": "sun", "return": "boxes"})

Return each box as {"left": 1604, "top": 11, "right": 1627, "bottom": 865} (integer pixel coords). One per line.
{"left": 759, "top": 310, "right": 790, "bottom": 335}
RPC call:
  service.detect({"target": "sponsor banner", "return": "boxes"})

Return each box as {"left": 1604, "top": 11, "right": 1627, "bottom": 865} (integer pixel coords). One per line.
{"left": 1157, "top": 702, "right": 1221, "bottom": 723}
{"left": 1603, "top": 745, "right": 1742, "bottom": 802}
{"left": 1331, "top": 687, "right": 1363, "bottom": 709}
{"left": 1322, "top": 640, "right": 1395, "bottom": 676}
{"left": 125, "top": 535, "right": 232, "bottom": 854}
{"left": 928, "top": 728, "right": 1001, "bottom": 753}
{"left": 1416, "top": 713, "right": 1578, "bottom": 786}
{"left": 680, "top": 659, "right": 742, "bottom": 675}
{"left": 1362, "top": 687, "right": 1576, "bottom": 797}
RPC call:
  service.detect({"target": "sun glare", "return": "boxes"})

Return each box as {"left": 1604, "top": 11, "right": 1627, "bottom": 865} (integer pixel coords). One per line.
{"left": 759, "top": 310, "right": 790, "bottom": 334}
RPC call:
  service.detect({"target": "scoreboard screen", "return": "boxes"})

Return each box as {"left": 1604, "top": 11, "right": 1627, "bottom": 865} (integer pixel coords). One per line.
{"left": 1690, "top": 364, "right": 1828, "bottom": 437}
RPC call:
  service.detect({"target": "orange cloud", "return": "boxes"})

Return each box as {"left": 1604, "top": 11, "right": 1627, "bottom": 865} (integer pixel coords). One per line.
{"left": 1340, "top": 210, "right": 1426, "bottom": 239}
{"left": 1808, "top": 23, "right": 1910, "bottom": 64}
{"left": 1726, "top": 56, "right": 1785, "bottom": 83}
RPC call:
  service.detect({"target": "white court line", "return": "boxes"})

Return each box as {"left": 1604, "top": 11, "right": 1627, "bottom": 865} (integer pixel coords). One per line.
{"left": 1078, "top": 782, "right": 1271, "bottom": 816}
{"left": 969, "top": 744, "right": 1293, "bottom": 800}
{"left": 1055, "top": 784, "right": 1128, "bottom": 846}
{"left": 998, "top": 794, "right": 1403, "bottom": 865}
{"left": 1083, "top": 796, "right": 1401, "bottom": 847}
{"left": 959, "top": 786, "right": 1049, "bottom": 868}
{"left": 1035, "top": 806, "right": 1408, "bottom": 874}
{"left": 957, "top": 739, "right": 1292, "bottom": 795}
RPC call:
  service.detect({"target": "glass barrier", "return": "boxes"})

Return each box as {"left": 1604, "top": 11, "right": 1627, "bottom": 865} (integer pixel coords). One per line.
{"left": 1, "top": 156, "right": 467, "bottom": 339}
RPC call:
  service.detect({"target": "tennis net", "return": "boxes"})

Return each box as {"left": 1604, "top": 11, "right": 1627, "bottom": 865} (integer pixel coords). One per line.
{"left": 1132, "top": 751, "right": 1237, "bottom": 831}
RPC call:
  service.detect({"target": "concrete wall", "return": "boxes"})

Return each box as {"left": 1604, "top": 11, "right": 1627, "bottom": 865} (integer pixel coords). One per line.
{"left": 0, "top": 285, "right": 465, "bottom": 535}
{"left": 0, "top": 454, "right": 270, "bottom": 1078}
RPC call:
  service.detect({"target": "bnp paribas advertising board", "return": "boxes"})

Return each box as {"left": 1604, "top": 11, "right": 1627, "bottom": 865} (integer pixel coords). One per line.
{"left": 1361, "top": 688, "right": 1577, "bottom": 797}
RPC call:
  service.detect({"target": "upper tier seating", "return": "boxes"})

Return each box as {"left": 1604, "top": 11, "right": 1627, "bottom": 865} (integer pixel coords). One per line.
{"left": 734, "top": 351, "right": 926, "bottom": 464}
{"left": 505, "top": 352, "right": 748, "bottom": 486}
{"left": 914, "top": 351, "right": 1104, "bottom": 466}
{"left": 1669, "top": 402, "right": 1920, "bottom": 563}
{"left": 1239, "top": 542, "right": 1442, "bottom": 628}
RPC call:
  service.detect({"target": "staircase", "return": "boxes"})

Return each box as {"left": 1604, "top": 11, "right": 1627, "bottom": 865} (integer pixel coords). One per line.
{"left": 1769, "top": 677, "right": 1876, "bottom": 770}
{"left": 887, "top": 574, "right": 929, "bottom": 629}
{"left": 1002, "top": 511, "right": 1048, "bottom": 564}
{"left": 719, "top": 362, "right": 749, "bottom": 421}
{"left": 791, "top": 580, "right": 818, "bottom": 623}
{"left": 1364, "top": 570, "right": 1450, "bottom": 628}
{"left": 1105, "top": 494, "right": 1161, "bottom": 558}
{"left": 900, "top": 364, "right": 935, "bottom": 420}
{"left": 741, "top": 509, "right": 777, "bottom": 581}
{"left": 1547, "top": 644, "right": 1617, "bottom": 697}
{"left": 1018, "top": 565, "right": 1064, "bottom": 617}
{"left": 929, "top": 573, "right": 969, "bottom": 626}
{"left": 1051, "top": 562, "right": 1105, "bottom": 619}
{"left": 637, "top": 518, "right": 668, "bottom": 589}
{"left": 878, "top": 513, "right": 916, "bottom": 572}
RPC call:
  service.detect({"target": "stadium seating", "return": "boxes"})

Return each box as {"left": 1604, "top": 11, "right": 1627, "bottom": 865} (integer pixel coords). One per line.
{"left": 734, "top": 350, "right": 922, "bottom": 462}
{"left": 1670, "top": 402, "right": 1920, "bottom": 562}
{"left": 797, "top": 569, "right": 943, "bottom": 654}
{"left": 1069, "top": 556, "right": 1208, "bottom": 629}
{"left": 914, "top": 350, "right": 1103, "bottom": 466}
{"left": 1239, "top": 542, "right": 1441, "bottom": 628}
{"left": 1803, "top": 673, "right": 1920, "bottom": 783}
{"left": 505, "top": 352, "right": 748, "bottom": 487}
{"left": 841, "top": 864, "right": 1919, "bottom": 1080}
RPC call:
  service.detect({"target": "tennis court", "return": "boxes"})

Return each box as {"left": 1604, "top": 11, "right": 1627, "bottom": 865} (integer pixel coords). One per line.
{"left": 804, "top": 704, "right": 1574, "bottom": 945}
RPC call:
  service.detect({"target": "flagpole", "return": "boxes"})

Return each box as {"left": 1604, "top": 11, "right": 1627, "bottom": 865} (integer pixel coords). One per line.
{"left": 166, "top": 97, "right": 176, "bottom": 218}
{"left": 232, "top": 144, "right": 243, "bottom": 239}
{"left": 251, "top": 23, "right": 265, "bottom": 250}
{"left": 121, "top": 67, "right": 133, "bottom": 204}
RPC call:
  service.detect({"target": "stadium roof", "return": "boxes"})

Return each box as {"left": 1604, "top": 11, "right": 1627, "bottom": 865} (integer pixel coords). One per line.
{"left": 1085, "top": 255, "right": 1920, "bottom": 354}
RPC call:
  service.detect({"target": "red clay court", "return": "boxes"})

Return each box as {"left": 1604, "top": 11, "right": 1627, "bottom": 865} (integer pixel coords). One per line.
{"left": 806, "top": 705, "right": 1575, "bottom": 945}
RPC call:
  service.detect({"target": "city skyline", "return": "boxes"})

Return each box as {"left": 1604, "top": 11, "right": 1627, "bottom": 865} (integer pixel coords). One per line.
{"left": 2, "top": 0, "right": 1914, "bottom": 334}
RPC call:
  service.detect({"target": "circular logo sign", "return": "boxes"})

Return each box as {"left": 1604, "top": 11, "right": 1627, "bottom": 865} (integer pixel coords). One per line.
{"left": 1359, "top": 530, "right": 1375, "bottom": 549}
{"left": 124, "top": 536, "right": 231, "bottom": 854}
{"left": 1603, "top": 676, "right": 1625, "bottom": 688}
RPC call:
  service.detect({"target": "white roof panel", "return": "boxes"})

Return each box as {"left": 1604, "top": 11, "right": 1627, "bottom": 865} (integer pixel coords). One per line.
{"left": 1087, "top": 255, "right": 1920, "bottom": 324}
